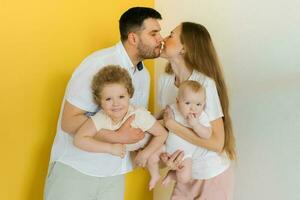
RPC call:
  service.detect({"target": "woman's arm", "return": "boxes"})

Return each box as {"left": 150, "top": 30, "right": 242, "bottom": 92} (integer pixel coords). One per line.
{"left": 160, "top": 118, "right": 224, "bottom": 171}
{"left": 164, "top": 106, "right": 224, "bottom": 152}
{"left": 165, "top": 118, "right": 224, "bottom": 152}
{"left": 191, "top": 123, "right": 212, "bottom": 139}
{"left": 187, "top": 114, "right": 212, "bottom": 139}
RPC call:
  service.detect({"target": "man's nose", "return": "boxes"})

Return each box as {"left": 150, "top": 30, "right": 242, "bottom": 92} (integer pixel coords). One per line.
{"left": 157, "top": 34, "right": 163, "bottom": 43}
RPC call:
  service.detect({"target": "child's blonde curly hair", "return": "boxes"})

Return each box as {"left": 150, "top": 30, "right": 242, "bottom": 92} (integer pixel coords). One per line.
{"left": 92, "top": 65, "right": 134, "bottom": 106}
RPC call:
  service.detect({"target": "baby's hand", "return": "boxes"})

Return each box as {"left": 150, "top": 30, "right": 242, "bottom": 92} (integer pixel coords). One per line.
{"left": 134, "top": 150, "right": 150, "bottom": 167}
{"left": 187, "top": 113, "right": 198, "bottom": 127}
{"left": 111, "top": 144, "right": 126, "bottom": 158}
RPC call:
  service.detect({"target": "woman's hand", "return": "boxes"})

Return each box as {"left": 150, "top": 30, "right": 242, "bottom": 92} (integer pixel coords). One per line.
{"left": 160, "top": 150, "right": 184, "bottom": 170}
{"left": 163, "top": 106, "right": 175, "bottom": 128}
{"left": 155, "top": 108, "right": 166, "bottom": 120}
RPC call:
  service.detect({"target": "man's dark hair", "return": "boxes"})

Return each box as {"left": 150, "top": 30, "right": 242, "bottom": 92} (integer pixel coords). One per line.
{"left": 119, "top": 7, "right": 162, "bottom": 41}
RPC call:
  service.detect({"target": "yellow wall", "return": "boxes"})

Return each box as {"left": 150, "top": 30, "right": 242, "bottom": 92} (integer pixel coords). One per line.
{"left": 0, "top": 1, "right": 154, "bottom": 199}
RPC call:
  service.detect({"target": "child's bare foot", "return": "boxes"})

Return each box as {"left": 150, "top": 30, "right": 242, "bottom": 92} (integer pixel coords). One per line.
{"left": 161, "top": 170, "right": 176, "bottom": 186}
{"left": 149, "top": 175, "right": 160, "bottom": 190}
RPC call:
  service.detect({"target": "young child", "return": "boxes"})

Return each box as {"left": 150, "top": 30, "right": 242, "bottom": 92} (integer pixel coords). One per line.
{"left": 73, "top": 65, "right": 167, "bottom": 188}
{"left": 148, "top": 80, "right": 212, "bottom": 188}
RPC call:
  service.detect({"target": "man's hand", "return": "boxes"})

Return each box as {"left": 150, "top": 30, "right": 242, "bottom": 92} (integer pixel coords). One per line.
{"left": 110, "top": 144, "right": 126, "bottom": 158}
{"left": 117, "top": 115, "right": 145, "bottom": 144}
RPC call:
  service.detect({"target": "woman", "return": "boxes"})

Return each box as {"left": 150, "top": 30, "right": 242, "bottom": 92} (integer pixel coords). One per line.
{"left": 157, "top": 22, "right": 236, "bottom": 199}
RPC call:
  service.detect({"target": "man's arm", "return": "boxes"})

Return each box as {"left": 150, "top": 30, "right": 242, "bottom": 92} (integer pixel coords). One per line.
{"left": 61, "top": 100, "right": 144, "bottom": 143}
{"left": 73, "top": 118, "right": 125, "bottom": 157}
{"left": 134, "top": 121, "right": 168, "bottom": 167}
{"left": 61, "top": 100, "right": 89, "bottom": 135}
{"left": 94, "top": 115, "right": 145, "bottom": 144}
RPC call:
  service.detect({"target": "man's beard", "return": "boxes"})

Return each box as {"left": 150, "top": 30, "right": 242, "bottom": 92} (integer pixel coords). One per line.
{"left": 137, "top": 41, "right": 161, "bottom": 59}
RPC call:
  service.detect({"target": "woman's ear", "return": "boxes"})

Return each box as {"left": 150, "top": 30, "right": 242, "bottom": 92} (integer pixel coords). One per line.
{"left": 179, "top": 47, "right": 185, "bottom": 55}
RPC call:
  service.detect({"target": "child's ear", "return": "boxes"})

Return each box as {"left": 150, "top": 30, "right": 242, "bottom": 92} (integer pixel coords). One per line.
{"left": 176, "top": 97, "right": 179, "bottom": 103}
{"left": 203, "top": 102, "right": 206, "bottom": 109}
{"left": 94, "top": 96, "right": 102, "bottom": 108}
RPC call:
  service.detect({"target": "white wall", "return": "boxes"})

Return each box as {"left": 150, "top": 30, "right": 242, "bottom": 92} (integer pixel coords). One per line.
{"left": 154, "top": 0, "right": 300, "bottom": 199}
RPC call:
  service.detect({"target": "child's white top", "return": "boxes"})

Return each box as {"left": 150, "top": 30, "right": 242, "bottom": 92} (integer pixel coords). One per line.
{"left": 165, "top": 104, "right": 210, "bottom": 159}
{"left": 92, "top": 105, "right": 155, "bottom": 132}
{"left": 92, "top": 105, "right": 156, "bottom": 152}
{"left": 71, "top": 105, "right": 155, "bottom": 177}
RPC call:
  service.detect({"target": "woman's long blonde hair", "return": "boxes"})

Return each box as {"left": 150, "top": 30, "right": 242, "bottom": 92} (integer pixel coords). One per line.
{"left": 166, "top": 22, "right": 236, "bottom": 160}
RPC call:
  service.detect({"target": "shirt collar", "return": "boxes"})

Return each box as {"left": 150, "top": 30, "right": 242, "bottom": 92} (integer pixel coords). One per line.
{"left": 190, "top": 70, "right": 206, "bottom": 83}
{"left": 116, "top": 41, "right": 136, "bottom": 71}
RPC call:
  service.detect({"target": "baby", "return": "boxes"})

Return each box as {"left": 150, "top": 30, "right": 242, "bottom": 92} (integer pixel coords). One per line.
{"left": 73, "top": 65, "right": 167, "bottom": 188}
{"left": 148, "top": 80, "right": 212, "bottom": 188}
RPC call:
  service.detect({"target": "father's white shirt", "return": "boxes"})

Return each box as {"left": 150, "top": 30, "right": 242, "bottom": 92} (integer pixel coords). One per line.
{"left": 49, "top": 42, "right": 150, "bottom": 177}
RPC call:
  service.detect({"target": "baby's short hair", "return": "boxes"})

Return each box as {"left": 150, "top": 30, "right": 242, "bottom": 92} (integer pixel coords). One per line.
{"left": 178, "top": 80, "right": 205, "bottom": 96}
{"left": 91, "top": 65, "right": 134, "bottom": 106}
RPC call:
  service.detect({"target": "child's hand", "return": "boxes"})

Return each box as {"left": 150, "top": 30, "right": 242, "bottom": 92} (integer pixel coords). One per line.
{"left": 134, "top": 150, "right": 150, "bottom": 167}
{"left": 187, "top": 113, "right": 198, "bottom": 127}
{"left": 110, "top": 144, "right": 126, "bottom": 158}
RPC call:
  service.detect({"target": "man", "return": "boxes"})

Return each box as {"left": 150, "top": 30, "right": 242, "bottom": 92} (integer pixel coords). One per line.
{"left": 44, "top": 7, "right": 163, "bottom": 200}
